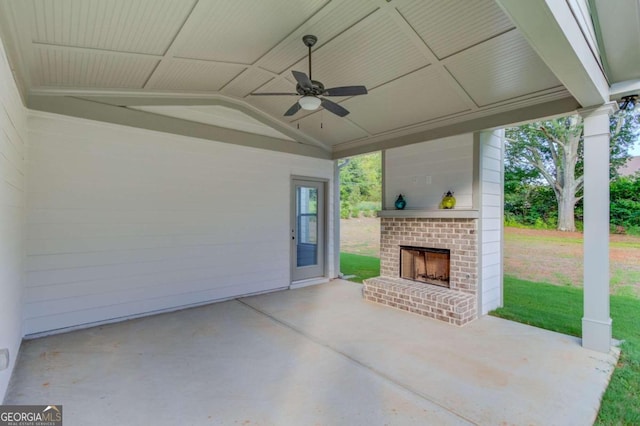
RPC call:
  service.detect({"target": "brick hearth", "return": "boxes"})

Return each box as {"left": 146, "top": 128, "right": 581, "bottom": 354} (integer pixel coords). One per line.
{"left": 363, "top": 217, "right": 479, "bottom": 325}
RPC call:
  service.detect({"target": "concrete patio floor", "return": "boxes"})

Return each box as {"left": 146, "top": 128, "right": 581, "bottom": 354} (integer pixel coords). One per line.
{"left": 6, "top": 280, "right": 618, "bottom": 425}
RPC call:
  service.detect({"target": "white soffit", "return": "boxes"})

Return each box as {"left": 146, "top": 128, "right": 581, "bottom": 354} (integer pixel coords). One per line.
{"left": 594, "top": 0, "right": 640, "bottom": 83}
{"left": 396, "top": 0, "right": 514, "bottom": 59}
{"left": 130, "top": 105, "right": 295, "bottom": 142}
{"left": 444, "top": 31, "right": 562, "bottom": 107}
{"left": 345, "top": 66, "right": 470, "bottom": 135}
{"left": 173, "top": 0, "right": 327, "bottom": 63}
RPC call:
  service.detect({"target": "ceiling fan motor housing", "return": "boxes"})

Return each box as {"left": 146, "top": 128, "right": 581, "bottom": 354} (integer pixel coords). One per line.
{"left": 296, "top": 80, "right": 325, "bottom": 96}
{"left": 302, "top": 34, "right": 317, "bottom": 47}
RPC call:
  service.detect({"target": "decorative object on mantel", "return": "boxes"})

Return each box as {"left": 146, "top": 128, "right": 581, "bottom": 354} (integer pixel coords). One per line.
{"left": 440, "top": 191, "right": 456, "bottom": 209}
{"left": 394, "top": 194, "right": 406, "bottom": 210}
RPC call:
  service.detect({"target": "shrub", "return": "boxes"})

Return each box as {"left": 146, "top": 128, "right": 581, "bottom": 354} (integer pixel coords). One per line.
{"left": 357, "top": 201, "right": 382, "bottom": 211}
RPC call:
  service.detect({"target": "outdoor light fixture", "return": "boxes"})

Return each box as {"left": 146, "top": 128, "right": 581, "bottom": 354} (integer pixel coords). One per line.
{"left": 620, "top": 95, "right": 637, "bottom": 111}
{"left": 298, "top": 95, "right": 321, "bottom": 110}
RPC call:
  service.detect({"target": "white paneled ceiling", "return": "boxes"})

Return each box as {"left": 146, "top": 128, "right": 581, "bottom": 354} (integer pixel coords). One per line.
{"left": 344, "top": 66, "right": 470, "bottom": 135}
{"left": 173, "top": 0, "right": 327, "bottom": 63}
{"left": 31, "top": 47, "right": 159, "bottom": 88}
{"left": 444, "top": 31, "right": 562, "bottom": 107}
{"left": 0, "top": 0, "right": 575, "bottom": 155}
{"left": 396, "top": 0, "right": 514, "bottom": 59}
{"left": 295, "top": 110, "right": 369, "bottom": 147}
{"left": 130, "top": 105, "right": 294, "bottom": 141}
{"left": 284, "top": 11, "right": 430, "bottom": 92}
{"left": 147, "top": 60, "right": 245, "bottom": 91}
{"left": 30, "top": 0, "right": 195, "bottom": 55}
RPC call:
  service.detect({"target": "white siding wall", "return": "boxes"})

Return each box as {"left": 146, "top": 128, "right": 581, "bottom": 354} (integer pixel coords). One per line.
{"left": 479, "top": 130, "right": 504, "bottom": 314}
{"left": 385, "top": 134, "right": 474, "bottom": 209}
{"left": 25, "top": 112, "right": 334, "bottom": 335}
{"left": 0, "top": 36, "right": 26, "bottom": 401}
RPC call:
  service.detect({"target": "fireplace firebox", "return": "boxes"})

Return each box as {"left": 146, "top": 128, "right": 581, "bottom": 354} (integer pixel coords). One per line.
{"left": 400, "top": 246, "right": 450, "bottom": 288}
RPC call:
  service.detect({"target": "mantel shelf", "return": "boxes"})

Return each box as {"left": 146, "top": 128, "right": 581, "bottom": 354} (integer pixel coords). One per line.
{"left": 377, "top": 209, "right": 479, "bottom": 219}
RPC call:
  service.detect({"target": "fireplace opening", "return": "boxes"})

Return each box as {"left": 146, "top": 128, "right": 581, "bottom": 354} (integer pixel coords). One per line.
{"left": 400, "top": 246, "right": 450, "bottom": 288}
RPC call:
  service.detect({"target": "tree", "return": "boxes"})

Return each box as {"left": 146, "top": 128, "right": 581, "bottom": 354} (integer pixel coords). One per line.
{"left": 610, "top": 173, "right": 640, "bottom": 230}
{"left": 505, "top": 108, "right": 639, "bottom": 231}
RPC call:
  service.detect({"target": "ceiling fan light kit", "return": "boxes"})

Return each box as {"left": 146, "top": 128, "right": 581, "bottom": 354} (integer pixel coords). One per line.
{"left": 299, "top": 95, "right": 321, "bottom": 110}
{"left": 250, "top": 35, "right": 368, "bottom": 117}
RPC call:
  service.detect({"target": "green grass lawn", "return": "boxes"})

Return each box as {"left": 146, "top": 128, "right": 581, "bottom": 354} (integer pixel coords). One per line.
{"left": 340, "top": 252, "right": 380, "bottom": 283}
{"left": 492, "top": 276, "right": 640, "bottom": 425}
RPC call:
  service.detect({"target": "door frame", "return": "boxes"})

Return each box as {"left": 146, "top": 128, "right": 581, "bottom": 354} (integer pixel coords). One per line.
{"left": 290, "top": 175, "right": 329, "bottom": 286}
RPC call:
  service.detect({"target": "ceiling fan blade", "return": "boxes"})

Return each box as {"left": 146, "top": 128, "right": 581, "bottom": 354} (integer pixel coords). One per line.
{"left": 321, "top": 98, "right": 349, "bottom": 117}
{"left": 291, "top": 70, "right": 313, "bottom": 90}
{"left": 284, "top": 101, "right": 302, "bottom": 116}
{"left": 250, "top": 92, "right": 299, "bottom": 96}
{"left": 324, "top": 86, "right": 368, "bottom": 97}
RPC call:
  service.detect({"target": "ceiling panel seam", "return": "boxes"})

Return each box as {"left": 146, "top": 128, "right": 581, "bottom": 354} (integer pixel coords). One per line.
{"left": 32, "top": 42, "right": 165, "bottom": 59}
{"left": 236, "top": 3, "right": 381, "bottom": 103}
{"left": 390, "top": 5, "right": 479, "bottom": 110}
{"left": 142, "top": 0, "right": 200, "bottom": 90}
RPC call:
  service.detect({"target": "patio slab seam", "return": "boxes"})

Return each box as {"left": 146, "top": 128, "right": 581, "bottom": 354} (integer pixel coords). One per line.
{"left": 236, "top": 298, "right": 478, "bottom": 425}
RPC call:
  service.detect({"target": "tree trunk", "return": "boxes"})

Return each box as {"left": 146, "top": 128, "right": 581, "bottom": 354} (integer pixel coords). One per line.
{"left": 557, "top": 191, "right": 576, "bottom": 231}
{"left": 555, "top": 119, "right": 581, "bottom": 232}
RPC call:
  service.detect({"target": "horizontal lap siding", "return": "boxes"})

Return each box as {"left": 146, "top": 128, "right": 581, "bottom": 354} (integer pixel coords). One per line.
{"left": 25, "top": 113, "right": 333, "bottom": 334}
{"left": 385, "top": 134, "right": 474, "bottom": 209}
{"left": 0, "top": 35, "right": 27, "bottom": 401}
{"left": 480, "top": 130, "right": 504, "bottom": 314}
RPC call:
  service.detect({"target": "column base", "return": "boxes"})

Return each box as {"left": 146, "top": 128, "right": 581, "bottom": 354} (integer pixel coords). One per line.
{"left": 582, "top": 317, "right": 612, "bottom": 353}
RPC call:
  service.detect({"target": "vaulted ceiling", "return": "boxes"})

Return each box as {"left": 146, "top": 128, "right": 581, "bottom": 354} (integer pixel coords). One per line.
{"left": 0, "top": 0, "right": 630, "bottom": 159}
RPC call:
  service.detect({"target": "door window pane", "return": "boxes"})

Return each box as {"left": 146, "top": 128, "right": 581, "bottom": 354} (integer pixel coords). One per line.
{"left": 297, "top": 186, "right": 318, "bottom": 267}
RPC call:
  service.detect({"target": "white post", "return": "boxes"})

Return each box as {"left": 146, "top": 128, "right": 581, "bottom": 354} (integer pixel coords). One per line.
{"left": 579, "top": 102, "right": 617, "bottom": 353}
{"left": 334, "top": 160, "right": 341, "bottom": 278}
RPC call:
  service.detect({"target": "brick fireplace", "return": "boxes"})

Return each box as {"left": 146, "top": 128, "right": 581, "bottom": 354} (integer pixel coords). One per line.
{"left": 400, "top": 246, "right": 450, "bottom": 287}
{"left": 363, "top": 216, "right": 479, "bottom": 326}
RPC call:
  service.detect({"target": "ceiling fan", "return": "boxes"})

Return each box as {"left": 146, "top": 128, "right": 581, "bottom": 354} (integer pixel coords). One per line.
{"left": 250, "top": 35, "right": 367, "bottom": 117}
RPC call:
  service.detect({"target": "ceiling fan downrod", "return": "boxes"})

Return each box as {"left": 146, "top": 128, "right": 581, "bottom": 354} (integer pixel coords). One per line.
{"left": 302, "top": 34, "right": 317, "bottom": 81}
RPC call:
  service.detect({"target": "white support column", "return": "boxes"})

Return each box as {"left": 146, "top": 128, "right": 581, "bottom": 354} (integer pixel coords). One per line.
{"left": 579, "top": 102, "right": 617, "bottom": 353}
{"left": 334, "top": 160, "right": 341, "bottom": 278}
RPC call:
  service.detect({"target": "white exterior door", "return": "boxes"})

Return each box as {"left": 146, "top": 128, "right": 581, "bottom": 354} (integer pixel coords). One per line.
{"left": 291, "top": 178, "right": 325, "bottom": 282}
